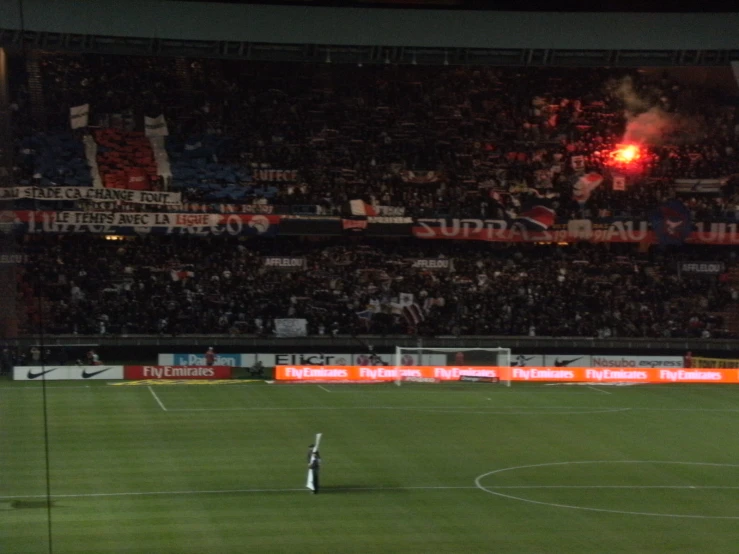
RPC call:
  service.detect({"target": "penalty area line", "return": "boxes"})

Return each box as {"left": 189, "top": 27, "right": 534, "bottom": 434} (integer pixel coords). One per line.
{"left": 148, "top": 386, "right": 168, "bottom": 411}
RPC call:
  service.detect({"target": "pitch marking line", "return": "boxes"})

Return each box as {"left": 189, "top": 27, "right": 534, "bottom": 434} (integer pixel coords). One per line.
{"left": 318, "top": 385, "right": 332, "bottom": 393}
{"left": 148, "top": 386, "right": 167, "bottom": 412}
{"left": 0, "top": 485, "right": 476, "bottom": 500}
{"left": 588, "top": 386, "right": 612, "bottom": 395}
{"left": 6, "top": 481, "right": 739, "bottom": 502}
{"left": 162, "top": 406, "right": 631, "bottom": 415}
{"left": 476, "top": 460, "right": 739, "bottom": 520}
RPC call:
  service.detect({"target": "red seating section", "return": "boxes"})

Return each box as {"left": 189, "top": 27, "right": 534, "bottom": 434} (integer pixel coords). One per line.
{"left": 94, "top": 129, "right": 158, "bottom": 190}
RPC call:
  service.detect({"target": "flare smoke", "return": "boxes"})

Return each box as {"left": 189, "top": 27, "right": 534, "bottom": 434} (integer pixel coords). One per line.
{"left": 610, "top": 77, "right": 700, "bottom": 145}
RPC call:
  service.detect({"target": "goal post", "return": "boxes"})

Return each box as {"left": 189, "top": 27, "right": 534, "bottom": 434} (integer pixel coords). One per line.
{"left": 394, "top": 346, "right": 512, "bottom": 386}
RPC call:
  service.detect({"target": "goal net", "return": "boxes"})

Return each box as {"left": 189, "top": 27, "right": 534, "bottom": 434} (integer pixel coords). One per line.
{"left": 394, "top": 347, "right": 512, "bottom": 386}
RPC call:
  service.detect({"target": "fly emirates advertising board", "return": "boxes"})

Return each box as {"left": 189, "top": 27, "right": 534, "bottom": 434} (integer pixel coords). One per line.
{"left": 274, "top": 365, "right": 738, "bottom": 384}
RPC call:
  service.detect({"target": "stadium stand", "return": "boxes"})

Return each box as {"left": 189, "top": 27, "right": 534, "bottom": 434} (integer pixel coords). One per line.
{"left": 6, "top": 53, "right": 739, "bottom": 338}
{"left": 18, "top": 236, "right": 738, "bottom": 339}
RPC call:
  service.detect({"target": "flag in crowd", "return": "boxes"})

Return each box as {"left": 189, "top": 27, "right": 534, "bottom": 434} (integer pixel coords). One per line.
{"left": 144, "top": 114, "right": 169, "bottom": 137}
{"left": 650, "top": 199, "right": 693, "bottom": 247}
{"left": 572, "top": 173, "right": 604, "bottom": 205}
{"left": 69, "top": 104, "right": 90, "bottom": 129}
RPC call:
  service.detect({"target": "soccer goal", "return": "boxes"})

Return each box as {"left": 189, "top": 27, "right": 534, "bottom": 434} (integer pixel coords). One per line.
{"left": 394, "top": 347, "right": 512, "bottom": 386}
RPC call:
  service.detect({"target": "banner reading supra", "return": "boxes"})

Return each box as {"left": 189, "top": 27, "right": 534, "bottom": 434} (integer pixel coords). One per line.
{"left": 412, "top": 218, "right": 739, "bottom": 245}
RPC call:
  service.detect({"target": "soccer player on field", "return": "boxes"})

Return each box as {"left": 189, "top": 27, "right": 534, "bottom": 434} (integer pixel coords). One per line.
{"left": 307, "top": 444, "right": 321, "bottom": 494}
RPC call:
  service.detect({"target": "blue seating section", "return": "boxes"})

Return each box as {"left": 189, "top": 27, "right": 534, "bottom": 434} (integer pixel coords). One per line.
{"left": 17, "top": 133, "right": 93, "bottom": 187}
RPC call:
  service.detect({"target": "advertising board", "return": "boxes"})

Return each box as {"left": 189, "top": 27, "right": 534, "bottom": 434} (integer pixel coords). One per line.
{"left": 275, "top": 366, "right": 499, "bottom": 381}
{"left": 275, "top": 365, "right": 733, "bottom": 384}
{"left": 588, "top": 355, "right": 683, "bottom": 368}
{"left": 13, "top": 366, "right": 124, "bottom": 381}
{"left": 159, "top": 354, "right": 247, "bottom": 366}
{"left": 157, "top": 353, "right": 446, "bottom": 367}
{"left": 124, "top": 366, "right": 232, "bottom": 380}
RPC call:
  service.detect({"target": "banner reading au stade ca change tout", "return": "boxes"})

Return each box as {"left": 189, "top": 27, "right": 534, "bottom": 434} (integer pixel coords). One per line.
{"left": 275, "top": 366, "right": 739, "bottom": 384}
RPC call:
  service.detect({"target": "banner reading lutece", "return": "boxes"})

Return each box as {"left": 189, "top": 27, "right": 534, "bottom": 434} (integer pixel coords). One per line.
{"left": 275, "top": 366, "right": 739, "bottom": 384}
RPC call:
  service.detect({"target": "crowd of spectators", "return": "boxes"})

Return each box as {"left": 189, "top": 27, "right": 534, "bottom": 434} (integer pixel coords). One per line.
{"left": 20, "top": 236, "right": 738, "bottom": 339}
{"left": 8, "top": 55, "right": 739, "bottom": 221}
{"left": 6, "top": 54, "right": 739, "bottom": 340}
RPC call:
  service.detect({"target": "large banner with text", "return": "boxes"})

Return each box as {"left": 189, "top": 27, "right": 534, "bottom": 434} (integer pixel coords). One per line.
{"left": 14, "top": 211, "right": 280, "bottom": 237}
{"left": 412, "top": 219, "right": 739, "bottom": 245}
{"left": 14, "top": 365, "right": 124, "bottom": 381}
{"left": 1, "top": 187, "right": 182, "bottom": 205}
{"left": 275, "top": 365, "right": 737, "bottom": 383}
{"left": 124, "top": 366, "right": 232, "bottom": 379}
{"left": 7, "top": 211, "right": 739, "bottom": 244}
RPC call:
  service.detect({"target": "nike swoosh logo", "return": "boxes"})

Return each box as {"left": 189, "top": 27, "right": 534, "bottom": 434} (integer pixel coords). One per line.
{"left": 82, "top": 367, "right": 113, "bottom": 379}
{"left": 27, "top": 367, "right": 60, "bottom": 379}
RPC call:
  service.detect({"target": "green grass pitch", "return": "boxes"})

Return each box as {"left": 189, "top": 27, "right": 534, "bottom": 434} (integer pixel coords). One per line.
{"left": 4, "top": 380, "right": 739, "bottom": 553}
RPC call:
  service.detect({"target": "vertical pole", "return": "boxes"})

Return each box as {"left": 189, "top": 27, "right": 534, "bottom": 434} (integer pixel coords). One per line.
{"left": 0, "top": 47, "right": 19, "bottom": 339}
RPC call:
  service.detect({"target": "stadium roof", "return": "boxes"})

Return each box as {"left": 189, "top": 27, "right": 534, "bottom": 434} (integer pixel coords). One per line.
{"left": 178, "top": 0, "right": 737, "bottom": 12}
{"left": 1, "top": 0, "right": 738, "bottom": 65}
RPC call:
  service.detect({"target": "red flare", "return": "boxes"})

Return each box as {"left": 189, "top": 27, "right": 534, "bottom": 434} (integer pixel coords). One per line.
{"left": 608, "top": 144, "right": 642, "bottom": 166}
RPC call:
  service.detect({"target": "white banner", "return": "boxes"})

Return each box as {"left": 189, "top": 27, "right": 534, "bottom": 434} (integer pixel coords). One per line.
{"left": 70, "top": 104, "right": 89, "bottom": 129}
{"left": 158, "top": 352, "right": 454, "bottom": 367}
{"left": 511, "top": 354, "right": 685, "bottom": 368}
{"left": 377, "top": 206, "right": 406, "bottom": 216}
{"left": 510, "top": 354, "right": 545, "bottom": 367}
{"left": 149, "top": 136, "right": 173, "bottom": 181}
{"left": 252, "top": 169, "right": 299, "bottom": 182}
{"left": 263, "top": 257, "right": 306, "bottom": 270}
{"left": 544, "top": 354, "right": 592, "bottom": 367}
{"left": 268, "top": 352, "right": 445, "bottom": 366}
{"left": 144, "top": 114, "right": 169, "bottom": 137}
{"left": 155, "top": 352, "right": 684, "bottom": 370}
{"left": 158, "top": 353, "right": 251, "bottom": 366}
{"left": 51, "top": 212, "right": 220, "bottom": 227}
{"left": 589, "top": 355, "right": 684, "bottom": 368}
{"left": 678, "top": 262, "right": 726, "bottom": 276}
{"left": 0, "top": 186, "right": 182, "bottom": 205}
{"left": 83, "top": 134, "right": 104, "bottom": 188}
{"left": 410, "top": 259, "right": 452, "bottom": 270}
{"left": 674, "top": 178, "right": 726, "bottom": 194}
{"left": 274, "top": 319, "right": 308, "bottom": 338}
{"left": 14, "top": 365, "right": 124, "bottom": 381}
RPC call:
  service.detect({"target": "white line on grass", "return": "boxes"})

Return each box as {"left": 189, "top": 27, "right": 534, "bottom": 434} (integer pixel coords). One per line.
{"left": 0, "top": 485, "right": 477, "bottom": 500}
{"left": 476, "top": 460, "right": 739, "bottom": 520}
{"left": 162, "top": 406, "right": 630, "bottom": 414}
{"left": 0, "top": 385, "right": 94, "bottom": 390}
{"left": 6, "top": 483, "right": 739, "bottom": 502}
{"left": 479, "top": 485, "right": 739, "bottom": 489}
{"left": 588, "top": 386, "right": 612, "bottom": 395}
{"left": 318, "top": 385, "right": 332, "bottom": 393}
{"left": 148, "top": 386, "right": 167, "bottom": 411}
